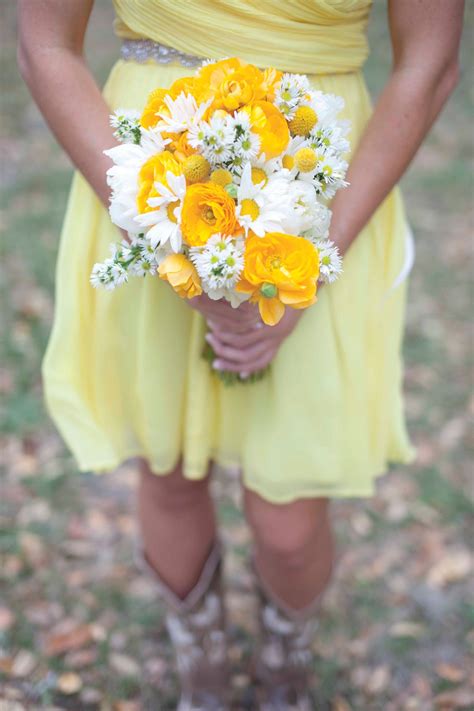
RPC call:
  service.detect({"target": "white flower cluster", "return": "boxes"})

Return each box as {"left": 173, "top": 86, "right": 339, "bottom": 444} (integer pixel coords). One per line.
{"left": 110, "top": 109, "right": 142, "bottom": 144}
{"left": 189, "top": 111, "right": 260, "bottom": 169}
{"left": 190, "top": 234, "right": 246, "bottom": 305}
{"left": 274, "top": 73, "right": 310, "bottom": 118}
{"left": 90, "top": 235, "right": 164, "bottom": 289}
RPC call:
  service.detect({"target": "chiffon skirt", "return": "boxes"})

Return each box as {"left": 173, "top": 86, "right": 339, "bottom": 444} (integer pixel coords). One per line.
{"left": 42, "top": 58, "right": 415, "bottom": 503}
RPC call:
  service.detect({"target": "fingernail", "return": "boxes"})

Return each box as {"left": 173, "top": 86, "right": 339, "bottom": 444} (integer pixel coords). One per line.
{"left": 205, "top": 333, "right": 212, "bottom": 343}
{"left": 213, "top": 360, "right": 223, "bottom": 370}
{"left": 240, "top": 372, "right": 249, "bottom": 379}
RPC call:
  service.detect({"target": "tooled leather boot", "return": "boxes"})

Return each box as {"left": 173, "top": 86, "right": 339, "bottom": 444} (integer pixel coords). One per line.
{"left": 252, "top": 555, "right": 323, "bottom": 711}
{"left": 136, "top": 540, "right": 230, "bottom": 710}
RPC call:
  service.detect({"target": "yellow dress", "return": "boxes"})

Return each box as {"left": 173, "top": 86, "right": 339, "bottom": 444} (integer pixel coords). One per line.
{"left": 43, "top": 0, "right": 415, "bottom": 502}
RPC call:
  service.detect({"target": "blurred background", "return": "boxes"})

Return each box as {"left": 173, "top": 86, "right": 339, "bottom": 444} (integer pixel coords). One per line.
{"left": 0, "top": 2, "right": 473, "bottom": 710}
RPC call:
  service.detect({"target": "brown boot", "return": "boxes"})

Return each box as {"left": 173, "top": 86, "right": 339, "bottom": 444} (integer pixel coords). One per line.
{"left": 252, "top": 556, "right": 322, "bottom": 711}
{"left": 136, "top": 540, "right": 230, "bottom": 710}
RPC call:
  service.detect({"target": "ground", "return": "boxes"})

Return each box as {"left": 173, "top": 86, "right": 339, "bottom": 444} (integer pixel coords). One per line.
{"left": 0, "top": 2, "right": 473, "bottom": 710}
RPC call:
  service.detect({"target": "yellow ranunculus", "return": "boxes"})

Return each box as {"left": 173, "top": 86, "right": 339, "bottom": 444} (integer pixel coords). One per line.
{"left": 136, "top": 152, "right": 182, "bottom": 214}
{"left": 167, "top": 130, "right": 197, "bottom": 162}
{"left": 236, "top": 232, "right": 319, "bottom": 325}
{"left": 195, "top": 57, "right": 266, "bottom": 112}
{"left": 158, "top": 253, "right": 202, "bottom": 299}
{"left": 260, "top": 67, "right": 283, "bottom": 102}
{"left": 242, "top": 101, "right": 290, "bottom": 159}
{"left": 181, "top": 182, "right": 239, "bottom": 247}
{"left": 140, "top": 77, "right": 198, "bottom": 129}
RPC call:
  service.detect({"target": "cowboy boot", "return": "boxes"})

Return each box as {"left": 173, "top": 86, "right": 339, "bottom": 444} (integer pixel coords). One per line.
{"left": 251, "top": 556, "right": 322, "bottom": 711}
{"left": 136, "top": 540, "right": 230, "bottom": 711}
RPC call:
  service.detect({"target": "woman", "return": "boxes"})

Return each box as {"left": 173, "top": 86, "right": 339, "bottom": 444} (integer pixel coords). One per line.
{"left": 18, "top": 1, "right": 463, "bottom": 709}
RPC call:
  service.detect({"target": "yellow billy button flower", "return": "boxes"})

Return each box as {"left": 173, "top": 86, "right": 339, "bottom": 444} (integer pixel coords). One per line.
{"left": 158, "top": 253, "right": 202, "bottom": 299}
{"left": 236, "top": 232, "right": 320, "bottom": 326}
{"left": 288, "top": 106, "right": 318, "bottom": 136}
{"left": 294, "top": 147, "right": 318, "bottom": 173}
{"left": 182, "top": 154, "right": 211, "bottom": 184}
{"left": 210, "top": 168, "right": 233, "bottom": 187}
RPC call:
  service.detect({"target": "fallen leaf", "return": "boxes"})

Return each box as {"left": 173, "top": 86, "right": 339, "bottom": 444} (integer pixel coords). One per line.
{"left": 57, "top": 672, "right": 83, "bottom": 695}
{"left": 435, "top": 662, "right": 465, "bottom": 683}
{"left": 0, "top": 656, "right": 14, "bottom": 674}
{"left": 80, "top": 687, "right": 103, "bottom": 704}
{"left": 18, "top": 531, "right": 46, "bottom": 566}
{"left": 350, "top": 512, "right": 373, "bottom": 536}
{"left": 60, "top": 540, "right": 94, "bottom": 558}
{"left": 44, "top": 623, "right": 94, "bottom": 656}
{"left": 435, "top": 687, "right": 474, "bottom": 709}
{"left": 428, "top": 551, "right": 472, "bottom": 588}
{"left": 64, "top": 648, "right": 99, "bottom": 669}
{"left": 365, "top": 665, "right": 390, "bottom": 695}
{"left": 109, "top": 653, "right": 140, "bottom": 677}
{"left": 0, "top": 700, "right": 27, "bottom": 711}
{"left": 11, "top": 650, "right": 37, "bottom": 678}
{"left": 113, "top": 703, "right": 141, "bottom": 711}
{"left": 389, "top": 621, "right": 426, "bottom": 639}
{"left": 0, "top": 606, "right": 16, "bottom": 632}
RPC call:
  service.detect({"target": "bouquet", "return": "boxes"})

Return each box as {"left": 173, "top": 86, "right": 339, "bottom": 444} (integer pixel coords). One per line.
{"left": 91, "top": 58, "right": 349, "bottom": 381}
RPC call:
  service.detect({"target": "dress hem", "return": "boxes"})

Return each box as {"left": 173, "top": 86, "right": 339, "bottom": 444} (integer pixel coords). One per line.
{"left": 72, "top": 446, "right": 417, "bottom": 504}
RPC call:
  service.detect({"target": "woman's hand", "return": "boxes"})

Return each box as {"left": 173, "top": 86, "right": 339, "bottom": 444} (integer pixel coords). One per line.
{"left": 188, "top": 294, "right": 262, "bottom": 333}
{"left": 205, "top": 307, "right": 303, "bottom": 377}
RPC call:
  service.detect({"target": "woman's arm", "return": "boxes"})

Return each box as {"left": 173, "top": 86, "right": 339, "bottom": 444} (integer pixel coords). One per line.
{"left": 329, "top": 0, "right": 464, "bottom": 255}
{"left": 208, "top": 0, "right": 464, "bottom": 375}
{"left": 17, "top": 1, "right": 258, "bottom": 326}
{"left": 17, "top": 0, "right": 115, "bottom": 207}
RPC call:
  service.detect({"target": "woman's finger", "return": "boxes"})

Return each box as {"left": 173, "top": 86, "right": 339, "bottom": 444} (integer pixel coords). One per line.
{"left": 206, "top": 334, "right": 269, "bottom": 365}
{"left": 214, "top": 349, "right": 276, "bottom": 375}
{"left": 208, "top": 323, "right": 269, "bottom": 347}
{"left": 206, "top": 315, "right": 260, "bottom": 334}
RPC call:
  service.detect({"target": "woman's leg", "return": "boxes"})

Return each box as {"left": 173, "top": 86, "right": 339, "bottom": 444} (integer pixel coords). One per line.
{"left": 243, "top": 489, "right": 334, "bottom": 609}
{"left": 137, "top": 459, "right": 217, "bottom": 599}
{"left": 244, "top": 489, "right": 334, "bottom": 705}
{"left": 137, "top": 461, "right": 229, "bottom": 707}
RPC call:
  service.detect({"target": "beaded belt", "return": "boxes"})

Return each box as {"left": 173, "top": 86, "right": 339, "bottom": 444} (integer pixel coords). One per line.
{"left": 120, "top": 38, "right": 204, "bottom": 68}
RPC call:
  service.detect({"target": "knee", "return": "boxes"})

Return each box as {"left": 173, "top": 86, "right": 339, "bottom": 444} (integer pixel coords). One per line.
{"left": 244, "top": 490, "right": 330, "bottom": 569}
{"left": 139, "top": 459, "right": 210, "bottom": 510}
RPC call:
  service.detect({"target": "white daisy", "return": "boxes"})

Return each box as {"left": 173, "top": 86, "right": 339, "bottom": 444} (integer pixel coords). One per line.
{"left": 314, "top": 240, "right": 343, "bottom": 283}
{"left": 235, "top": 163, "right": 287, "bottom": 236}
{"left": 307, "top": 90, "right": 345, "bottom": 126}
{"left": 309, "top": 122, "right": 350, "bottom": 156}
{"left": 155, "top": 92, "right": 210, "bottom": 134}
{"left": 234, "top": 131, "right": 261, "bottom": 163}
{"left": 188, "top": 114, "right": 235, "bottom": 165}
{"left": 314, "top": 153, "right": 349, "bottom": 198}
{"left": 104, "top": 128, "right": 170, "bottom": 234}
{"left": 134, "top": 172, "right": 186, "bottom": 252}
